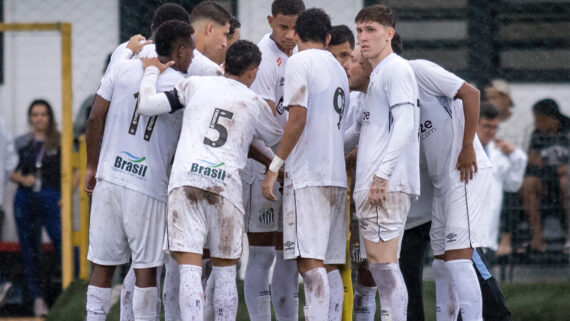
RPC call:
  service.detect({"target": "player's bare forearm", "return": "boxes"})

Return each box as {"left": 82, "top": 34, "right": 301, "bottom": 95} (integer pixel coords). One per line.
{"left": 265, "top": 99, "right": 277, "bottom": 117}
{"left": 275, "top": 106, "right": 307, "bottom": 161}
{"left": 85, "top": 95, "right": 110, "bottom": 171}
{"left": 248, "top": 144, "right": 272, "bottom": 169}
{"left": 455, "top": 82, "right": 480, "bottom": 182}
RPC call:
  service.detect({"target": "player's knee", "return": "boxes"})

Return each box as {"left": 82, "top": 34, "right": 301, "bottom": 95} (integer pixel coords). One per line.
{"left": 297, "top": 258, "right": 323, "bottom": 275}
{"left": 212, "top": 257, "right": 239, "bottom": 267}
{"left": 357, "top": 267, "right": 376, "bottom": 287}
{"left": 134, "top": 267, "right": 158, "bottom": 287}
{"left": 89, "top": 263, "right": 116, "bottom": 288}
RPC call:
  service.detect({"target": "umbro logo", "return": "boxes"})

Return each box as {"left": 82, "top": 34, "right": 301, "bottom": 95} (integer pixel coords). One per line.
{"left": 284, "top": 241, "right": 295, "bottom": 250}
{"left": 359, "top": 220, "right": 368, "bottom": 230}
{"left": 446, "top": 233, "right": 457, "bottom": 243}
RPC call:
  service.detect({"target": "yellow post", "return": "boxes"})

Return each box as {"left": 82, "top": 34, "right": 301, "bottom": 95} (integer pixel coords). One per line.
{"left": 341, "top": 174, "right": 353, "bottom": 321}
{"left": 59, "top": 22, "right": 74, "bottom": 289}
{"left": 78, "top": 135, "right": 90, "bottom": 279}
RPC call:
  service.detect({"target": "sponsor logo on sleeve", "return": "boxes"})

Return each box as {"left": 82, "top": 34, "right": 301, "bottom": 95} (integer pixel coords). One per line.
{"left": 190, "top": 159, "right": 227, "bottom": 181}
{"left": 113, "top": 151, "right": 148, "bottom": 179}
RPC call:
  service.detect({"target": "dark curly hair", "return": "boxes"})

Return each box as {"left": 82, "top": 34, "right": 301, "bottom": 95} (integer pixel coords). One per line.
{"left": 151, "top": 3, "right": 190, "bottom": 33}
{"left": 295, "top": 8, "right": 331, "bottom": 45}
{"left": 271, "top": 0, "right": 305, "bottom": 16}
{"left": 225, "top": 40, "right": 262, "bottom": 76}
{"left": 154, "top": 20, "right": 194, "bottom": 57}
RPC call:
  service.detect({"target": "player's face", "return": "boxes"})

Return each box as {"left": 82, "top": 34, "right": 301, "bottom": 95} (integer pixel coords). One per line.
{"left": 356, "top": 21, "right": 393, "bottom": 62}
{"left": 29, "top": 104, "right": 50, "bottom": 133}
{"left": 328, "top": 41, "right": 352, "bottom": 66}
{"left": 484, "top": 87, "right": 511, "bottom": 115}
{"left": 268, "top": 14, "right": 298, "bottom": 52}
{"left": 177, "top": 40, "right": 195, "bottom": 72}
{"left": 208, "top": 22, "right": 230, "bottom": 64}
{"left": 477, "top": 117, "right": 499, "bottom": 146}
{"left": 344, "top": 46, "right": 372, "bottom": 92}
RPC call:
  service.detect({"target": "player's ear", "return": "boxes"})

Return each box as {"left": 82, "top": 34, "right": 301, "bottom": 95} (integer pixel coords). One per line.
{"left": 267, "top": 15, "right": 273, "bottom": 26}
{"left": 325, "top": 33, "right": 332, "bottom": 48}
{"left": 206, "top": 22, "right": 213, "bottom": 36}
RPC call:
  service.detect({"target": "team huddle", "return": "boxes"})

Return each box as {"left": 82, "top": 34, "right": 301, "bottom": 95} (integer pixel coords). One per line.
{"left": 83, "top": 1, "right": 496, "bottom": 321}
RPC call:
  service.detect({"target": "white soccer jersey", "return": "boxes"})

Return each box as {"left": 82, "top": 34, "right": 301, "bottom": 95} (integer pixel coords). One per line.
{"left": 103, "top": 42, "right": 158, "bottom": 82}
{"left": 96, "top": 59, "right": 185, "bottom": 202}
{"left": 166, "top": 76, "right": 283, "bottom": 213}
{"left": 188, "top": 49, "right": 223, "bottom": 76}
{"left": 346, "top": 91, "right": 365, "bottom": 130}
{"left": 409, "top": 59, "right": 491, "bottom": 192}
{"left": 283, "top": 49, "right": 349, "bottom": 189}
{"left": 354, "top": 53, "right": 420, "bottom": 196}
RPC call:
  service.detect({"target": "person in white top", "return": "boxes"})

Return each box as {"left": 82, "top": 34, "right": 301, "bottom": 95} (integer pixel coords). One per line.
{"left": 262, "top": 9, "right": 349, "bottom": 321}
{"left": 84, "top": 21, "right": 195, "bottom": 321}
{"left": 243, "top": 1, "right": 305, "bottom": 321}
{"left": 137, "top": 40, "right": 283, "bottom": 321}
{"left": 189, "top": 1, "right": 230, "bottom": 70}
{"left": 342, "top": 5, "right": 420, "bottom": 321}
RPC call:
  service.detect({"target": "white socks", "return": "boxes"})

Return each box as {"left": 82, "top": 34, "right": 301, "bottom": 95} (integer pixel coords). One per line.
{"left": 353, "top": 284, "right": 377, "bottom": 321}
{"left": 433, "top": 259, "right": 459, "bottom": 321}
{"left": 445, "top": 259, "right": 483, "bottom": 321}
{"left": 120, "top": 268, "right": 136, "bottom": 321}
{"left": 204, "top": 271, "right": 215, "bottom": 321}
{"left": 86, "top": 285, "right": 112, "bottom": 321}
{"left": 212, "top": 265, "right": 239, "bottom": 321}
{"left": 179, "top": 265, "right": 203, "bottom": 321}
{"left": 369, "top": 263, "right": 408, "bottom": 321}
{"left": 302, "top": 267, "right": 330, "bottom": 321}
{"left": 133, "top": 286, "right": 158, "bottom": 321}
{"left": 327, "top": 269, "right": 344, "bottom": 321}
{"left": 271, "top": 250, "right": 299, "bottom": 321}
{"left": 244, "top": 246, "right": 275, "bottom": 321}
{"left": 164, "top": 255, "right": 181, "bottom": 321}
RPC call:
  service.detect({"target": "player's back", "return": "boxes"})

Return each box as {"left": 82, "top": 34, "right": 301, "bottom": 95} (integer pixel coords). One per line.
{"left": 284, "top": 49, "right": 349, "bottom": 190}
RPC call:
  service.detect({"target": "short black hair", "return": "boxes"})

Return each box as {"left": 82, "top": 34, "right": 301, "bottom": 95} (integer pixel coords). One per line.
{"left": 392, "top": 32, "right": 403, "bottom": 55}
{"left": 155, "top": 21, "right": 194, "bottom": 57}
{"left": 190, "top": 1, "right": 231, "bottom": 26}
{"left": 355, "top": 4, "right": 396, "bottom": 28}
{"left": 330, "top": 25, "right": 355, "bottom": 49}
{"left": 151, "top": 3, "right": 190, "bottom": 33}
{"left": 480, "top": 102, "right": 500, "bottom": 120}
{"left": 229, "top": 17, "right": 241, "bottom": 37}
{"left": 271, "top": 0, "right": 305, "bottom": 16}
{"left": 295, "top": 8, "right": 331, "bottom": 45}
{"left": 225, "top": 40, "right": 262, "bottom": 76}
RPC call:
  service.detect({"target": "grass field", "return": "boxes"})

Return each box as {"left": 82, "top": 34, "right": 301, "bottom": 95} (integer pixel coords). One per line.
{"left": 46, "top": 279, "right": 570, "bottom": 320}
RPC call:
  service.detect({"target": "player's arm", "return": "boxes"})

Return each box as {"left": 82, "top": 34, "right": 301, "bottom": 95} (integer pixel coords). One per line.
{"left": 137, "top": 58, "right": 184, "bottom": 116}
{"left": 249, "top": 139, "right": 275, "bottom": 169}
{"left": 455, "top": 82, "right": 481, "bottom": 182}
{"left": 344, "top": 120, "right": 361, "bottom": 153}
{"left": 85, "top": 95, "right": 110, "bottom": 194}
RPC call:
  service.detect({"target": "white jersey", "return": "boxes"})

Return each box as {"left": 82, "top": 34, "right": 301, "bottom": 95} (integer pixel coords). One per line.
{"left": 283, "top": 49, "right": 349, "bottom": 189}
{"left": 103, "top": 42, "right": 158, "bottom": 83}
{"left": 96, "top": 59, "right": 185, "bottom": 202}
{"left": 409, "top": 59, "right": 491, "bottom": 193}
{"left": 355, "top": 53, "right": 420, "bottom": 196}
{"left": 188, "top": 49, "right": 223, "bottom": 76}
{"left": 244, "top": 33, "right": 291, "bottom": 183}
{"left": 346, "top": 91, "right": 365, "bottom": 130}
{"left": 167, "top": 76, "right": 283, "bottom": 213}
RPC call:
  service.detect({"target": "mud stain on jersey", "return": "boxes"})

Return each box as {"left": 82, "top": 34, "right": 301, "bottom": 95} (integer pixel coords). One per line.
{"left": 218, "top": 215, "right": 234, "bottom": 256}
{"left": 290, "top": 85, "right": 307, "bottom": 106}
{"left": 184, "top": 186, "right": 220, "bottom": 205}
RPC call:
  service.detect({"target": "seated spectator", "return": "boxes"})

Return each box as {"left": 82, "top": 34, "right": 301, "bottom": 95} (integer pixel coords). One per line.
{"left": 10, "top": 99, "right": 61, "bottom": 316}
{"left": 477, "top": 102, "right": 527, "bottom": 257}
{"left": 521, "top": 98, "right": 569, "bottom": 253}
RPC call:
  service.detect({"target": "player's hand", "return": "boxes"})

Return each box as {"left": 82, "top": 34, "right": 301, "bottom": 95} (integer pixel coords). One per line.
{"left": 20, "top": 174, "right": 36, "bottom": 188}
{"left": 84, "top": 167, "right": 97, "bottom": 196}
{"left": 262, "top": 170, "right": 279, "bottom": 201}
{"left": 368, "top": 175, "right": 388, "bottom": 206}
{"left": 456, "top": 144, "right": 478, "bottom": 183}
{"left": 126, "top": 34, "right": 152, "bottom": 55}
{"left": 495, "top": 139, "right": 515, "bottom": 156}
{"left": 141, "top": 57, "right": 174, "bottom": 73}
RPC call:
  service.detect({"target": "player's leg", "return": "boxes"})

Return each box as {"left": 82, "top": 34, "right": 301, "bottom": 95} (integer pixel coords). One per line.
{"left": 163, "top": 254, "right": 181, "bottom": 321}
{"left": 354, "top": 263, "right": 377, "bottom": 321}
{"left": 357, "top": 191, "right": 410, "bottom": 321}
{"left": 120, "top": 266, "right": 135, "bottom": 321}
{"left": 272, "top": 226, "right": 299, "bottom": 321}
{"left": 472, "top": 248, "right": 512, "bottom": 321}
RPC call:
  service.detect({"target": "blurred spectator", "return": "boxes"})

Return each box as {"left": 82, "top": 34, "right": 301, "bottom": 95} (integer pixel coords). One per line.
{"left": 10, "top": 99, "right": 61, "bottom": 316}
{"left": 477, "top": 102, "right": 527, "bottom": 257}
{"left": 521, "top": 98, "right": 569, "bottom": 253}
{"left": 0, "top": 115, "right": 18, "bottom": 305}
{"left": 484, "top": 79, "right": 533, "bottom": 151}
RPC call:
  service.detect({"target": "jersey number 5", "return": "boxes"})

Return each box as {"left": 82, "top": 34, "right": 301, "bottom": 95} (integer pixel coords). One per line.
{"left": 204, "top": 108, "right": 234, "bottom": 148}
{"left": 129, "top": 92, "right": 157, "bottom": 141}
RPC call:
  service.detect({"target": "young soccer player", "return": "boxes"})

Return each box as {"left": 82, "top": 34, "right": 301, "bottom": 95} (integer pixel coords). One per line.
{"left": 344, "top": 5, "right": 420, "bottom": 321}
{"left": 243, "top": 1, "right": 305, "bottom": 320}
{"left": 262, "top": 8, "right": 349, "bottom": 321}
{"left": 137, "top": 40, "right": 283, "bottom": 321}
{"left": 328, "top": 25, "right": 355, "bottom": 66}
{"left": 84, "top": 21, "right": 195, "bottom": 321}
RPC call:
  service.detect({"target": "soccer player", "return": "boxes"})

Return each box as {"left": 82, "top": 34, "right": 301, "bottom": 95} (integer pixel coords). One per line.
{"left": 84, "top": 21, "right": 195, "bottom": 321}
{"left": 328, "top": 25, "right": 355, "bottom": 66}
{"left": 227, "top": 17, "right": 241, "bottom": 48}
{"left": 262, "top": 8, "right": 349, "bottom": 321}
{"left": 243, "top": 1, "right": 304, "bottom": 320}
{"left": 137, "top": 40, "right": 283, "bottom": 321}
{"left": 344, "top": 5, "right": 420, "bottom": 321}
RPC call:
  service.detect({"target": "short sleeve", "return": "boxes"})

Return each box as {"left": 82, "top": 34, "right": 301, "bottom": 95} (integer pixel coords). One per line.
{"left": 283, "top": 55, "right": 310, "bottom": 109}
{"left": 385, "top": 61, "right": 417, "bottom": 108}
{"left": 172, "top": 77, "right": 197, "bottom": 107}
{"left": 250, "top": 58, "right": 278, "bottom": 103}
{"left": 254, "top": 97, "right": 283, "bottom": 147}
{"left": 96, "top": 62, "right": 119, "bottom": 101}
{"left": 409, "top": 60, "right": 464, "bottom": 99}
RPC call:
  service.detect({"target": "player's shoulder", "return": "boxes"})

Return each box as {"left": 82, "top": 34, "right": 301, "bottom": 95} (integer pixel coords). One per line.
{"left": 408, "top": 59, "right": 446, "bottom": 76}
{"left": 385, "top": 53, "right": 413, "bottom": 72}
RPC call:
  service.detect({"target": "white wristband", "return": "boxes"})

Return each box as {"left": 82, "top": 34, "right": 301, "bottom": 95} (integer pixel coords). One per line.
{"left": 269, "top": 156, "right": 284, "bottom": 173}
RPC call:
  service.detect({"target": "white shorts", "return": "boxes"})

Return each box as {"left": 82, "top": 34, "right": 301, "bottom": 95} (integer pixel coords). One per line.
{"left": 430, "top": 168, "right": 492, "bottom": 256}
{"left": 242, "top": 177, "right": 280, "bottom": 233}
{"left": 167, "top": 186, "right": 244, "bottom": 259}
{"left": 87, "top": 179, "right": 166, "bottom": 268}
{"left": 283, "top": 185, "right": 347, "bottom": 264}
{"left": 354, "top": 191, "right": 411, "bottom": 243}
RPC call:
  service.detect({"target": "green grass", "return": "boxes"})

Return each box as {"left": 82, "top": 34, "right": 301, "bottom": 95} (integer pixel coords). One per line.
{"left": 47, "top": 279, "right": 570, "bottom": 320}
